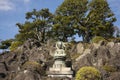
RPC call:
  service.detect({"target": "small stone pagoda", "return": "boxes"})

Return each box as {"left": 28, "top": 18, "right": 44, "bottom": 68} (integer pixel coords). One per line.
{"left": 47, "top": 41, "right": 73, "bottom": 78}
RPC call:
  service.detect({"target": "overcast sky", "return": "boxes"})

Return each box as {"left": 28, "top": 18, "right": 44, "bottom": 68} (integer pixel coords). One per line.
{"left": 0, "top": 0, "right": 120, "bottom": 40}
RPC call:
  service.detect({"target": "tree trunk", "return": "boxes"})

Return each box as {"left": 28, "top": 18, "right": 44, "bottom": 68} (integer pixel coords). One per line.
{"left": 41, "top": 29, "right": 45, "bottom": 43}
{"left": 84, "top": 31, "right": 90, "bottom": 43}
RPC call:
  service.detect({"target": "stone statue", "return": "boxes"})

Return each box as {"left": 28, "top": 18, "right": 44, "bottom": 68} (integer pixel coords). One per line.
{"left": 47, "top": 41, "right": 73, "bottom": 78}
{"left": 54, "top": 41, "right": 66, "bottom": 57}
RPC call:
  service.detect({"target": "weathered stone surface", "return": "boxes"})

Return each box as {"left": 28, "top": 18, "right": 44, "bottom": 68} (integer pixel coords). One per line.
{"left": 105, "top": 72, "right": 120, "bottom": 80}
{"left": 0, "top": 40, "right": 119, "bottom": 80}
{"left": 92, "top": 46, "right": 111, "bottom": 66}
{"left": 76, "top": 43, "right": 84, "bottom": 54}
{"left": 91, "top": 43, "right": 100, "bottom": 49}
{"left": 107, "top": 42, "right": 114, "bottom": 48}
{"left": 44, "top": 77, "right": 73, "bottom": 80}
{"left": 14, "top": 70, "right": 41, "bottom": 80}
{"left": 0, "top": 62, "right": 7, "bottom": 80}
{"left": 0, "top": 62, "right": 7, "bottom": 73}
{"left": 76, "top": 49, "right": 91, "bottom": 61}
{"left": 73, "top": 54, "right": 92, "bottom": 71}
{"left": 109, "top": 43, "right": 120, "bottom": 56}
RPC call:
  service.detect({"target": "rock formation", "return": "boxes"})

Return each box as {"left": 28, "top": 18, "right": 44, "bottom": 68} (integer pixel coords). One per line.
{"left": 0, "top": 39, "right": 120, "bottom": 80}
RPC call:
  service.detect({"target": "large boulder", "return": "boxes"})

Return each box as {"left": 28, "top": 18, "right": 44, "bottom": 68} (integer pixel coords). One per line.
{"left": 91, "top": 46, "right": 111, "bottom": 67}
{"left": 73, "top": 53, "right": 92, "bottom": 71}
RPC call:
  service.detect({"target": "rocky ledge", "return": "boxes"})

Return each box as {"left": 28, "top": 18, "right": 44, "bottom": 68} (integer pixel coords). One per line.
{"left": 0, "top": 39, "right": 120, "bottom": 80}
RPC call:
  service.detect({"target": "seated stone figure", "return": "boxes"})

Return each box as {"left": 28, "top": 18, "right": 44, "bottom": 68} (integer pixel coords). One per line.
{"left": 54, "top": 41, "right": 66, "bottom": 57}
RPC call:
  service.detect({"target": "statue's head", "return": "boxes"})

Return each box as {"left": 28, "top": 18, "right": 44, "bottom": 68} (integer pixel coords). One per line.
{"left": 56, "top": 41, "right": 65, "bottom": 49}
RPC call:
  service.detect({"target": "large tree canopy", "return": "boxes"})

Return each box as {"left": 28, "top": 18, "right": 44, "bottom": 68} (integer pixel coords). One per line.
{"left": 52, "top": 0, "right": 88, "bottom": 41}
{"left": 54, "top": 0, "right": 116, "bottom": 42}
{"left": 15, "top": 0, "right": 116, "bottom": 44}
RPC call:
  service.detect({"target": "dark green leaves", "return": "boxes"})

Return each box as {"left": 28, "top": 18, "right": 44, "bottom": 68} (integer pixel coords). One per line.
{"left": 16, "top": 8, "right": 53, "bottom": 43}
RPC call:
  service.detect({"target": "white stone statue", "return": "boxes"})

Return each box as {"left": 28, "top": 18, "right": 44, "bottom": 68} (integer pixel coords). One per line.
{"left": 54, "top": 41, "right": 66, "bottom": 57}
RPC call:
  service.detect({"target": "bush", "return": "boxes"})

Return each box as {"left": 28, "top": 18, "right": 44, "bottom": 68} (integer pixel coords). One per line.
{"left": 103, "top": 65, "right": 116, "bottom": 73}
{"left": 107, "top": 37, "right": 120, "bottom": 42}
{"left": 91, "top": 36, "right": 106, "bottom": 43}
{"left": 22, "top": 61, "right": 45, "bottom": 75}
{"left": 10, "top": 41, "right": 23, "bottom": 51}
{"left": 75, "top": 66, "right": 101, "bottom": 80}
{"left": 22, "top": 61, "right": 41, "bottom": 70}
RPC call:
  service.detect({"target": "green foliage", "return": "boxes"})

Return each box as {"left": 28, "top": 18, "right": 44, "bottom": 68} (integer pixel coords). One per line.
{"left": 22, "top": 61, "right": 41, "bottom": 70}
{"left": 75, "top": 66, "right": 101, "bottom": 80}
{"left": 71, "top": 53, "right": 80, "bottom": 60}
{"left": 16, "top": 8, "right": 53, "bottom": 43}
{"left": 114, "top": 37, "right": 120, "bottom": 42}
{"left": 91, "top": 36, "right": 106, "bottom": 43}
{"left": 10, "top": 41, "right": 23, "bottom": 51}
{"left": 52, "top": 15, "right": 76, "bottom": 41}
{"left": 22, "top": 61, "right": 45, "bottom": 75}
{"left": 87, "top": 0, "right": 116, "bottom": 39}
{"left": 103, "top": 65, "right": 117, "bottom": 73}
{"left": 53, "top": 0, "right": 88, "bottom": 41}
{"left": 0, "top": 39, "right": 14, "bottom": 50}
{"left": 55, "top": 0, "right": 116, "bottom": 42}
{"left": 107, "top": 37, "right": 120, "bottom": 42}
{"left": 15, "top": 0, "right": 116, "bottom": 43}
{"left": 83, "top": 43, "right": 90, "bottom": 49}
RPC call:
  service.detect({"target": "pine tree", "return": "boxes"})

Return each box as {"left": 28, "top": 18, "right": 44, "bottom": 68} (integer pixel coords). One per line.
{"left": 16, "top": 8, "right": 53, "bottom": 43}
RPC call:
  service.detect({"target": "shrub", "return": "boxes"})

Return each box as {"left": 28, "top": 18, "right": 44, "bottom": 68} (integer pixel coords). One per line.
{"left": 10, "top": 41, "right": 23, "bottom": 51}
{"left": 91, "top": 36, "right": 106, "bottom": 43}
{"left": 22, "top": 61, "right": 45, "bottom": 75}
{"left": 107, "top": 37, "right": 120, "bottom": 42}
{"left": 75, "top": 66, "right": 101, "bottom": 80}
{"left": 114, "top": 37, "right": 120, "bottom": 42}
{"left": 22, "top": 61, "right": 41, "bottom": 70}
{"left": 103, "top": 65, "right": 116, "bottom": 73}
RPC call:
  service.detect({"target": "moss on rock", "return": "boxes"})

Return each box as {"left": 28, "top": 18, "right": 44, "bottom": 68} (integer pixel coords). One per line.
{"left": 91, "top": 36, "right": 106, "bottom": 43}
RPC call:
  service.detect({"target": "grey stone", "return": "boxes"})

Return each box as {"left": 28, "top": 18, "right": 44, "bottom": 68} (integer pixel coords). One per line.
{"left": 107, "top": 42, "right": 114, "bottom": 48}
{"left": 14, "top": 70, "right": 41, "bottom": 80}
{"left": 76, "top": 43, "right": 84, "bottom": 54}
{"left": 76, "top": 49, "right": 91, "bottom": 61}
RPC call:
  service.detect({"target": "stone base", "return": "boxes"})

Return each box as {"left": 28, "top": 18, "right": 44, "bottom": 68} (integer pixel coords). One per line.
{"left": 48, "top": 74, "right": 73, "bottom": 78}
{"left": 47, "top": 67, "right": 73, "bottom": 78}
